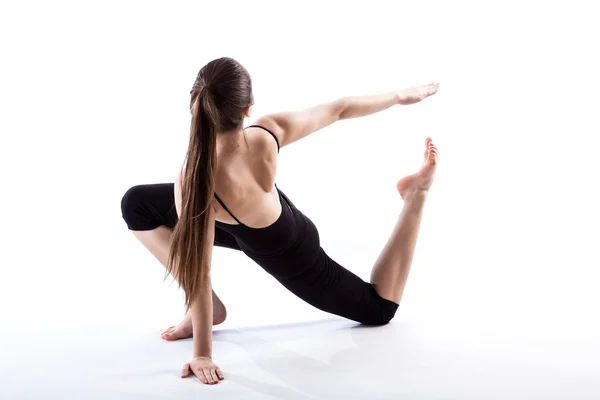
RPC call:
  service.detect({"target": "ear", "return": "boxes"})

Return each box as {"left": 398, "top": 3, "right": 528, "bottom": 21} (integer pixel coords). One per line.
{"left": 243, "top": 105, "right": 253, "bottom": 118}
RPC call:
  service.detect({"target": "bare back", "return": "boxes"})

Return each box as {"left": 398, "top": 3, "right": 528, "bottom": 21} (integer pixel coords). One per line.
{"left": 210, "top": 97, "right": 346, "bottom": 227}
{"left": 212, "top": 126, "right": 282, "bottom": 228}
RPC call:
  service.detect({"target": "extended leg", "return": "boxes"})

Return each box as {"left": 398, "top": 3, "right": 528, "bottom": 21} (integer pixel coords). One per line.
{"left": 370, "top": 138, "right": 439, "bottom": 304}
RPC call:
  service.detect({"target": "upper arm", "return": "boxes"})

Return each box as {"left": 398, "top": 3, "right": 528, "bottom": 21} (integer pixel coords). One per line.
{"left": 254, "top": 98, "right": 345, "bottom": 148}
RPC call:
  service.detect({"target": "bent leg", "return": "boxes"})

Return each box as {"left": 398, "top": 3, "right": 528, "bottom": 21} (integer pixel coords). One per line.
{"left": 120, "top": 183, "right": 231, "bottom": 339}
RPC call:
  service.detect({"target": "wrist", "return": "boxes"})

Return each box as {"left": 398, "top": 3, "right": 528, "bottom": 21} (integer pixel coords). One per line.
{"left": 193, "top": 355, "right": 212, "bottom": 361}
{"left": 395, "top": 91, "right": 403, "bottom": 105}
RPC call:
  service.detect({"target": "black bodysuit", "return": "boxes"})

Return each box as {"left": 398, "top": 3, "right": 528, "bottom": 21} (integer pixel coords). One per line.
{"left": 121, "top": 126, "right": 399, "bottom": 325}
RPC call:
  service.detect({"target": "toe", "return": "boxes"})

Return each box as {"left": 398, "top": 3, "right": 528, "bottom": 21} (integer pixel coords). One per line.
{"left": 162, "top": 327, "right": 177, "bottom": 339}
{"left": 162, "top": 326, "right": 175, "bottom": 334}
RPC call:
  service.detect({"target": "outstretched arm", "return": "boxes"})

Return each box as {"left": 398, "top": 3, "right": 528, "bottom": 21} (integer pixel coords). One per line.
{"left": 338, "top": 91, "right": 401, "bottom": 120}
{"left": 255, "top": 83, "right": 439, "bottom": 148}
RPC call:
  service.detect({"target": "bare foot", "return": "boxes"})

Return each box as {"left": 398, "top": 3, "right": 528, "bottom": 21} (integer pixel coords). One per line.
{"left": 161, "top": 303, "right": 227, "bottom": 341}
{"left": 397, "top": 83, "right": 440, "bottom": 105}
{"left": 162, "top": 313, "right": 193, "bottom": 341}
{"left": 396, "top": 137, "right": 439, "bottom": 199}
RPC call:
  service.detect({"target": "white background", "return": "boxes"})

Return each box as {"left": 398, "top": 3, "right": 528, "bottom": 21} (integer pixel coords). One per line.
{"left": 1, "top": 0, "right": 599, "bottom": 399}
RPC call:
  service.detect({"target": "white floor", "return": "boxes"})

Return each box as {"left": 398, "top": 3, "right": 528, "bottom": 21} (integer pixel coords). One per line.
{"left": 2, "top": 310, "right": 599, "bottom": 399}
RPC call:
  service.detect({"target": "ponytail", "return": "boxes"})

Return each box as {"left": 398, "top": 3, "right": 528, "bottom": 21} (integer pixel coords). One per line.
{"left": 167, "top": 88, "right": 219, "bottom": 311}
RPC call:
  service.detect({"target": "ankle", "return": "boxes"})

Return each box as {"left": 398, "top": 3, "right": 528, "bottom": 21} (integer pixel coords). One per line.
{"left": 403, "top": 189, "right": 429, "bottom": 203}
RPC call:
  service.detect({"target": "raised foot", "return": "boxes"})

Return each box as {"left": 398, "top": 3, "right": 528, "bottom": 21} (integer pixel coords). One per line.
{"left": 398, "top": 83, "right": 440, "bottom": 105}
{"left": 396, "top": 137, "right": 439, "bottom": 199}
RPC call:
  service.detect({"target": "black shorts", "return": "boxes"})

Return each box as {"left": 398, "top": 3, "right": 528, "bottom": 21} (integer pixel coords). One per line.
{"left": 121, "top": 183, "right": 399, "bottom": 325}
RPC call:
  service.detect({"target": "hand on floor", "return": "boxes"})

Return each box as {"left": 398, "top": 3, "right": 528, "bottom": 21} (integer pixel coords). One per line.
{"left": 181, "top": 356, "right": 224, "bottom": 385}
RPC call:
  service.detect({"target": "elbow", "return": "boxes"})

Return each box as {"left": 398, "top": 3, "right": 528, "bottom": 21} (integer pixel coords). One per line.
{"left": 334, "top": 98, "right": 348, "bottom": 121}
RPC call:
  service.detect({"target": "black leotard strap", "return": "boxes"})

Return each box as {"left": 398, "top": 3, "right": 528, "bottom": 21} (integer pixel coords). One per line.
{"left": 214, "top": 193, "right": 243, "bottom": 225}
{"left": 214, "top": 126, "right": 279, "bottom": 225}
{"left": 246, "top": 125, "right": 280, "bottom": 152}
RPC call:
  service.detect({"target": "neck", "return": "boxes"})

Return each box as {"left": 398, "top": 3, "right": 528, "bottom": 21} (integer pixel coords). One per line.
{"left": 216, "top": 127, "right": 245, "bottom": 152}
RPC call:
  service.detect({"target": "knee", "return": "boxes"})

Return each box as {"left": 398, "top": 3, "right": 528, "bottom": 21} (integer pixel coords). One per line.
{"left": 213, "top": 304, "right": 227, "bottom": 326}
{"left": 378, "top": 313, "right": 395, "bottom": 326}
{"left": 362, "top": 303, "right": 399, "bottom": 326}
{"left": 121, "top": 185, "right": 150, "bottom": 230}
{"left": 363, "top": 315, "right": 394, "bottom": 327}
{"left": 379, "top": 303, "right": 399, "bottom": 325}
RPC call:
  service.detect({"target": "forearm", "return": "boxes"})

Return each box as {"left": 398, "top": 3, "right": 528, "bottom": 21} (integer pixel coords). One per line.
{"left": 191, "top": 281, "right": 214, "bottom": 358}
{"left": 338, "top": 91, "right": 399, "bottom": 120}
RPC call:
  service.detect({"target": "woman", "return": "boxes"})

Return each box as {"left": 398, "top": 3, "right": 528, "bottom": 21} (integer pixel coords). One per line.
{"left": 121, "top": 57, "right": 439, "bottom": 385}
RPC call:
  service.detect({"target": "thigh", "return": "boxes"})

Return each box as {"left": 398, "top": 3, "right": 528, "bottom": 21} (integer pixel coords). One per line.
{"left": 121, "top": 183, "right": 178, "bottom": 230}
{"left": 122, "top": 183, "right": 241, "bottom": 250}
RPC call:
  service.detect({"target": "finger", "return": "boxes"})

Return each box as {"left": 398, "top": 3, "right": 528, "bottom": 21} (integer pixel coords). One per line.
{"left": 216, "top": 367, "right": 225, "bottom": 380}
{"left": 210, "top": 368, "right": 220, "bottom": 383}
{"left": 203, "top": 368, "right": 215, "bottom": 384}
{"left": 196, "top": 369, "right": 208, "bottom": 384}
{"left": 181, "top": 363, "right": 190, "bottom": 378}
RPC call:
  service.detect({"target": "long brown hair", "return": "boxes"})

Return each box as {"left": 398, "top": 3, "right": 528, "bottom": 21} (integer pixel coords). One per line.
{"left": 167, "top": 57, "right": 253, "bottom": 310}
